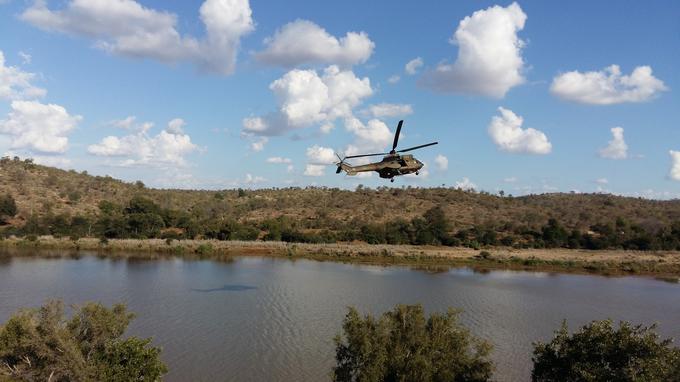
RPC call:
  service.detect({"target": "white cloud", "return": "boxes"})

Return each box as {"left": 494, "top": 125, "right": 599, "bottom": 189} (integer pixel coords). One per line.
{"left": 18, "top": 51, "right": 32, "bottom": 64}
{"left": 363, "top": 103, "right": 413, "bottom": 118}
{"left": 249, "top": 136, "right": 267, "bottom": 152}
{"left": 242, "top": 65, "right": 372, "bottom": 136}
{"left": 434, "top": 154, "right": 448, "bottom": 170}
{"left": 599, "top": 127, "right": 627, "bottom": 159}
{"left": 21, "top": 0, "right": 254, "bottom": 75}
{"left": 166, "top": 118, "right": 186, "bottom": 134}
{"left": 87, "top": 118, "right": 197, "bottom": 167}
{"left": 387, "top": 75, "right": 400, "bottom": 84}
{"left": 244, "top": 173, "right": 266, "bottom": 184}
{"left": 255, "top": 19, "right": 374, "bottom": 67}
{"left": 488, "top": 107, "right": 551, "bottom": 155}
{"left": 266, "top": 156, "right": 292, "bottom": 164}
{"left": 306, "top": 145, "right": 336, "bottom": 164}
{"left": 344, "top": 118, "right": 393, "bottom": 153}
{"left": 304, "top": 164, "right": 325, "bottom": 177}
{"left": 503, "top": 177, "right": 517, "bottom": 183}
{"left": 0, "top": 100, "right": 81, "bottom": 154}
{"left": 303, "top": 145, "right": 337, "bottom": 177}
{"left": 550, "top": 65, "right": 667, "bottom": 105}
{"left": 0, "top": 50, "right": 46, "bottom": 100}
{"left": 670, "top": 150, "right": 680, "bottom": 181}
{"left": 421, "top": 2, "right": 526, "bottom": 98}
{"left": 319, "top": 123, "right": 334, "bottom": 134}
{"left": 455, "top": 177, "right": 477, "bottom": 190}
{"left": 595, "top": 178, "right": 609, "bottom": 185}
{"left": 405, "top": 57, "right": 423, "bottom": 75}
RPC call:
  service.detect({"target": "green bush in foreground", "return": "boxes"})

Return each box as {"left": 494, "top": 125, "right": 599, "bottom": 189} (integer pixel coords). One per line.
{"left": 532, "top": 320, "right": 680, "bottom": 382}
{"left": 0, "top": 300, "right": 166, "bottom": 381}
{"left": 333, "top": 304, "right": 493, "bottom": 382}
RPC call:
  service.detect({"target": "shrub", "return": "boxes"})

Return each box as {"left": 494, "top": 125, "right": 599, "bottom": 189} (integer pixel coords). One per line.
{"left": 532, "top": 320, "right": 680, "bottom": 381}
{"left": 196, "top": 243, "right": 214, "bottom": 256}
{"left": 0, "top": 194, "right": 17, "bottom": 221}
{"left": 333, "top": 304, "right": 493, "bottom": 382}
{"left": 0, "top": 300, "right": 166, "bottom": 381}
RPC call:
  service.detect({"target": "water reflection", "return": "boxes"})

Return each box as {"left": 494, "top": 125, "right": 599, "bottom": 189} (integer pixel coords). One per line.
{"left": 192, "top": 284, "right": 258, "bottom": 292}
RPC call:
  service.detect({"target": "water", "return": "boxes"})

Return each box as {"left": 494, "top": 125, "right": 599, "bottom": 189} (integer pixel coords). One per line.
{"left": 0, "top": 253, "right": 678, "bottom": 381}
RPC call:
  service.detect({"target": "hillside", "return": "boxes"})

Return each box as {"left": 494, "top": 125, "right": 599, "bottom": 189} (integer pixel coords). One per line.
{"left": 2, "top": 157, "right": 680, "bottom": 250}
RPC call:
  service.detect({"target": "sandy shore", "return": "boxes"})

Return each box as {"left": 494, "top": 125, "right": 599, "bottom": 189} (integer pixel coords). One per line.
{"left": 1, "top": 237, "right": 679, "bottom": 279}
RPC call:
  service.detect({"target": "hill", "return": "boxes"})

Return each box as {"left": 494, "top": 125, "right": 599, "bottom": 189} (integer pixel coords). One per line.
{"left": 2, "top": 156, "right": 680, "bottom": 250}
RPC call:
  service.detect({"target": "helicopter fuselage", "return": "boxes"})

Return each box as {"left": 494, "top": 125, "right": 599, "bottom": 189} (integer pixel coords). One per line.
{"left": 339, "top": 154, "right": 423, "bottom": 179}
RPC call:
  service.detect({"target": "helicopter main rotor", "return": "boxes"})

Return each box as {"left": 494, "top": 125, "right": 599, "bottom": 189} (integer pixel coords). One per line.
{"left": 343, "top": 120, "right": 438, "bottom": 159}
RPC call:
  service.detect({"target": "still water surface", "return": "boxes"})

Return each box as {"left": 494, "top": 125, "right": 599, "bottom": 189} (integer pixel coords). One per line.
{"left": 0, "top": 253, "right": 678, "bottom": 381}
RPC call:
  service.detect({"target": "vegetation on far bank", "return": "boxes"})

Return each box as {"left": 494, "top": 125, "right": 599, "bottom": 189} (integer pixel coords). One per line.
{"left": 4, "top": 158, "right": 680, "bottom": 254}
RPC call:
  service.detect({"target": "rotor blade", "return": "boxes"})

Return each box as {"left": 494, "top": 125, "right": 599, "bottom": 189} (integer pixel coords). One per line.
{"left": 345, "top": 152, "right": 389, "bottom": 159}
{"left": 397, "top": 142, "right": 438, "bottom": 153}
{"left": 392, "top": 120, "right": 403, "bottom": 151}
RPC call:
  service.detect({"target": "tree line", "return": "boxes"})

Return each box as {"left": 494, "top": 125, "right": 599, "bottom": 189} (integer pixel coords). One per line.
{"left": 2, "top": 301, "right": 678, "bottom": 381}
{"left": 3, "top": 193, "right": 680, "bottom": 251}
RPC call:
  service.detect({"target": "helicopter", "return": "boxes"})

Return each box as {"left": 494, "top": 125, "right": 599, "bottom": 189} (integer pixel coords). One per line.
{"left": 335, "top": 120, "right": 438, "bottom": 182}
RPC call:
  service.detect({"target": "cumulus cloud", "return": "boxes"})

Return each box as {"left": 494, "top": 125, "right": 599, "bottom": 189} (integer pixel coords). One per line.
{"left": 0, "top": 50, "right": 46, "bottom": 100}
{"left": 362, "top": 103, "right": 413, "bottom": 118}
{"left": 405, "top": 57, "right": 423, "bottom": 75}
{"left": 166, "top": 118, "right": 186, "bottom": 134}
{"left": 306, "top": 144, "right": 336, "bottom": 164}
{"left": 434, "top": 154, "right": 448, "bottom": 170}
{"left": 242, "top": 65, "right": 372, "bottom": 138}
{"left": 255, "top": 19, "right": 374, "bottom": 67}
{"left": 550, "top": 65, "right": 667, "bottom": 105}
{"left": 387, "top": 75, "right": 400, "bottom": 84}
{"left": 344, "top": 118, "right": 393, "bottom": 154}
{"left": 303, "top": 164, "right": 325, "bottom": 177}
{"left": 421, "top": 2, "right": 526, "bottom": 98}
{"left": 595, "top": 178, "right": 609, "bottom": 185}
{"left": 598, "top": 127, "right": 628, "bottom": 159}
{"left": 244, "top": 173, "right": 266, "bottom": 184}
{"left": 0, "top": 100, "right": 81, "bottom": 154}
{"left": 18, "top": 51, "right": 32, "bottom": 65}
{"left": 670, "top": 151, "right": 680, "bottom": 181}
{"left": 266, "top": 156, "right": 292, "bottom": 164}
{"left": 488, "top": 107, "right": 551, "bottom": 155}
{"left": 87, "top": 118, "right": 198, "bottom": 167}
{"left": 20, "top": 0, "right": 254, "bottom": 75}
{"left": 455, "top": 177, "right": 477, "bottom": 190}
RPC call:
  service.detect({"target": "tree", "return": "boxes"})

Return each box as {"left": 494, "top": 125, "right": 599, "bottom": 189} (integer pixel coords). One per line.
{"left": 0, "top": 300, "right": 166, "bottom": 381}
{"left": 0, "top": 194, "right": 17, "bottom": 222}
{"left": 333, "top": 304, "right": 493, "bottom": 382}
{"left": 532, "top": 320, "right": 680, "bottom": 382}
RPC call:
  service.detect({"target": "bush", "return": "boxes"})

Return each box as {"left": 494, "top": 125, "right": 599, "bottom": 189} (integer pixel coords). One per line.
{"left": 532, "top": 320, "right": 680, "bottom": 381}
{"left": 0, "top": 300, "right": 166, "bottom": 381}
{"left": 196, "top": 243, "right": 214, "bottom": 256}
{"left": 333, "top": 304, "right": 493, "bottom": 382}
{"left": 0, "top": 194, "right": 17, "bottom": 221}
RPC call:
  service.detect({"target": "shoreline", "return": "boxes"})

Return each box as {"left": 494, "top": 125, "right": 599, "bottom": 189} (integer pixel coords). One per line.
{"left": 1, "top": 237, "right": 680, "bottom": 280}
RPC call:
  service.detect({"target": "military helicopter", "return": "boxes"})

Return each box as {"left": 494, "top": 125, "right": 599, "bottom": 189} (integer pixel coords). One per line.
{"left": 335, "top": 120, "right": 438, "bottom": 182}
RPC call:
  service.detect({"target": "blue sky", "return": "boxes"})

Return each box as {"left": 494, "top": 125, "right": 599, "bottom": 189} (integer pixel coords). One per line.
{"left": 0, "top": 0, "right": 678, "bottom": 197}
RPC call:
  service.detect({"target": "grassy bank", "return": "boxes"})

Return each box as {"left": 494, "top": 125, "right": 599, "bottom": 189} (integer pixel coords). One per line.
{"left": 1, "top": 236, "right": 680, "bottom": 280}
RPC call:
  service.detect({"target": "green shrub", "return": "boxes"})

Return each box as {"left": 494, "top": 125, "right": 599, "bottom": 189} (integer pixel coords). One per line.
{"left": 532, "top": 320, "right": 680, "bottom": 381}
{"left": 333, "top": 304, "right": 493, "bottom": 382}
{"left": 196, "top": 243, "right": 214, "bottom": 256}
{"left": 0, "top": 300, "right": 166, "bottom": 381}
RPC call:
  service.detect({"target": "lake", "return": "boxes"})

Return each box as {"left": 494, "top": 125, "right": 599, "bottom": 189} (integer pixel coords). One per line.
{"left": 0, "top": 252, "right": 678, "bottom": 381}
